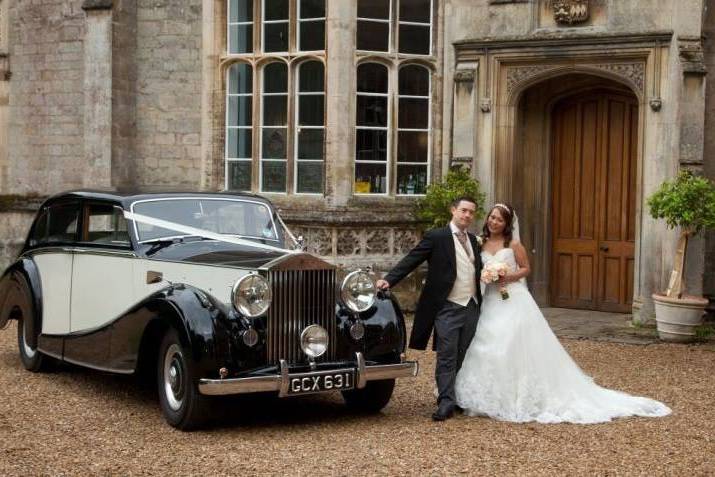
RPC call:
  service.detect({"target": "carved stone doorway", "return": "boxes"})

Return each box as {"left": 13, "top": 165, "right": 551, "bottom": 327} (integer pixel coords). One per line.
{"left": 510, "top": 74, "right": 640, "bottom": 310}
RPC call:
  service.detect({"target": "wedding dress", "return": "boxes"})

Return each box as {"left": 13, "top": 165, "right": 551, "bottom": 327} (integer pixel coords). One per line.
{"left": 455, "top": 247, "right": 672, "bottom": 424}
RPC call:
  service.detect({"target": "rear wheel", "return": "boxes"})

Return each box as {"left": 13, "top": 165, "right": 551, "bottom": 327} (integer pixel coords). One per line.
{"left": 342, "top": 379, "right": 395, "bottom": 413}
{"left": 157, "top": 328, "right": 210, "bottom": 430}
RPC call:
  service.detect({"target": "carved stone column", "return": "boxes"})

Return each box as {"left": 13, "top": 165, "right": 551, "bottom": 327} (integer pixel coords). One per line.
{"left": 678, "top": 37, "right": 708, "bottom": 298}
{"left": 82, "top": 0, "right": 113, "bottom": 188}
{"left": 451, "top": 66, "right": 478, "bottom": 172}
{"left": 324, "top": 0, "right": 357, "bottom": 206}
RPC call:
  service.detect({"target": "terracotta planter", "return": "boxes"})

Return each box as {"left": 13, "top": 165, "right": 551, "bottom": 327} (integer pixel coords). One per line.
{"left": 652, "top": 293, "right": 708, "bottom": 343}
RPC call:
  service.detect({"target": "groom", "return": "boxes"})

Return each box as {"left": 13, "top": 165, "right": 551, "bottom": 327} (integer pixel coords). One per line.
{"left": 376, "top": 197, "right": 483, "bottom": 421}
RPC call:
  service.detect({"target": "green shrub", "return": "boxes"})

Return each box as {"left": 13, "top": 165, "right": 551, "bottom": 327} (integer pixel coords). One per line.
{"left": 413, "top": 166, "right": 486, "bottom": 230}
{"left": 647, "top": 170, "right": 715, "bottom": 235}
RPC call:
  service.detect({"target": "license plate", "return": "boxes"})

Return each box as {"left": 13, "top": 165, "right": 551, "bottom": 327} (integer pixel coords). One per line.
{"left": 287, "top": 369, "right": 355, "bottom": 396}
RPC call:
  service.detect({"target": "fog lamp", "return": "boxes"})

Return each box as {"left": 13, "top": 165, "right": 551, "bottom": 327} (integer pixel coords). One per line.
{"left": 300, "top": 324, "right": 328, "bottom": 358}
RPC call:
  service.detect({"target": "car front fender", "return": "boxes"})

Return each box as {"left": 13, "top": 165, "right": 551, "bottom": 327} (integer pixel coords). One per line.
{"left": 108, "top": 284, "right": 235, "bottom": 377}
{"left": 0, "top": 259, "right": 43, "bottom": 346}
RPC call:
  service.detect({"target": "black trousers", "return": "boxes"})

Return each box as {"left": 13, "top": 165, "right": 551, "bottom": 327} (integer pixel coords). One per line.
{"left": 433, "top": 299, "right": 479, "bottom": 409}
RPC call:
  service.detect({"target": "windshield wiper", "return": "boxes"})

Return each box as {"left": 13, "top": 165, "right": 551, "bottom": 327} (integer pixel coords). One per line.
{"left": 142, "top": 235, "right": 214, "bottom": 255}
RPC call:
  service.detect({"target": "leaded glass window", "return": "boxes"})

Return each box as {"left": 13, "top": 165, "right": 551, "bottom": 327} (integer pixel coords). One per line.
{"left": 226, "top": 63, "right": 253, "bottom": 191}
{"left": 355, "top": 63, "right": 389, "bottom": 194}
{"left": 396, "top": 64, "right": 430, "bottom": 195}
{"left": 399, "top": 0, "right": 432, "bottom": 55}
{"left": 295, "top": 61, "right": 325, "bottom": 194}
{"left": 224, "top": 1, "right": 326, "bottom": 194}
{"left": 228, "top": 0, "right": 253, "bottom": 54}
{"left": 261, "top": 62, "right": 288, "bottom": 192}
{"left": 357, "top": 0, "right": 390, "bottom": 52}
{"left": 263, "top": 0, "right": 289, "bottom": 53}
{"left": 298, "top": 0, "right": 325, "bottom": 52}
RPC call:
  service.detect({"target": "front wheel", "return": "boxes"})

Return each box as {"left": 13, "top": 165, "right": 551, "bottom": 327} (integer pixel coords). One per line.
{"left": 157, "top": 329, "right": 210, "bottom": 430}
{"left": 342, "top": 379, "right": 395, "bottom": 413}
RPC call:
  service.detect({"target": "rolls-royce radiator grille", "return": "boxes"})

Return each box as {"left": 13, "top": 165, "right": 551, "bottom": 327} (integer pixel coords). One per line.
{"left": 266, "top": 269, "right": 337, "bottom": 365}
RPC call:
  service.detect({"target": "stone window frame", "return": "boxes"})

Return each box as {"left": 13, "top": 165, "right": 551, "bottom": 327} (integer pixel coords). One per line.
{"left": 353, "top": 57, "right": 435, "bottom": 197}
{"left": 259, "top": 60, "right": 289, "bottom": 193}
{"left": 223, "top": 0, "right": 327, "bottom": 194}
{"left": 396, "top": 63, "right": 431, "bottom": 195}
{"left": 227, "top": 0, "right": 254, "bottom": 54}
{"left": 223, "top": 55, "right": 326, "bottom": 194}
{"left": 261, "top": 0, "right": 290, "bottom": 54}
{"left": 227, "top": 0, "right": 326, "bottom": 56}
{"left": 293, "top": 60, "right": 325, "bottom": 195}
{"left": 356, "top": 0, "right": 434, "bottom": 57}
{"left": 297, "top": 0, "right": 326, "bottom": 53}
{"left": 355, "top": 61, "right": 392, "bottom": 195}
{"left": 225, "top": 62, "right": 254, "bottom": 191}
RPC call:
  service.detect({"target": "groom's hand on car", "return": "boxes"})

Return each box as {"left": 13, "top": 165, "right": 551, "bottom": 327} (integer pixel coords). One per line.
{"left": 376, "top": 279, "right": 391, "bottom": 290}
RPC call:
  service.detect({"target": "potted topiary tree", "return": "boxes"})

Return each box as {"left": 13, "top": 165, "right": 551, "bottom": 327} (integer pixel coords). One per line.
{"left": 647, "top": 170, "right": 715, "bottom": 342}
{"left": 413, "top": 166, "right": 486, "bottom": 231}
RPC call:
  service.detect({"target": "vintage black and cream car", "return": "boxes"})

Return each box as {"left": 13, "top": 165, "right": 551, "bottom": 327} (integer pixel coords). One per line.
{"left": 0, "top": 191, "right": 418, "bottom": 429}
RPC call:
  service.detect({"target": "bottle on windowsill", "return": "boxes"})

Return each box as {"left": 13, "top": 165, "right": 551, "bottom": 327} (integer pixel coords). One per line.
{"left": 406, "top": 174, "right": 416, "bottom": 195}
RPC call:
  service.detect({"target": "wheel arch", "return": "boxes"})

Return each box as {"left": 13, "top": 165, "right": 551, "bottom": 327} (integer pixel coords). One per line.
{"left": 133, "top": 285, "right": 230, "bottom": 380}
{"left": 0, "top": 259, "right": 43, "bottom": 347}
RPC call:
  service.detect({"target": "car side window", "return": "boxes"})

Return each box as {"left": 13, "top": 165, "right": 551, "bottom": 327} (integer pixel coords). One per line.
{"left": 82, "top": 203, "right": 131, "bottom": 246}
{"left": 28, "top": 208, "right": 49, "bottom": 247}
{"left": 47, "top": 203, "right": 80, "bottom": 244}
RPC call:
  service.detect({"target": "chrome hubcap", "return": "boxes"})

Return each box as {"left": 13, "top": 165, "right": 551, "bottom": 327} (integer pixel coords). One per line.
{"left": 163, "top": 344, "right": 185, "bottom": 411}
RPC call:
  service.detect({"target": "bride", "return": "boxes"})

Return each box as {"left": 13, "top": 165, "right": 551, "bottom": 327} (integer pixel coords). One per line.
{"left": 454, "top": 203, "right": 672, "bottom": 424}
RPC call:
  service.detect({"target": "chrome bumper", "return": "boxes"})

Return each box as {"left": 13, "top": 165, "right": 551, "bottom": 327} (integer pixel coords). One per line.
{"left": 198, "top": 352, "right": 419, "bottom": 397}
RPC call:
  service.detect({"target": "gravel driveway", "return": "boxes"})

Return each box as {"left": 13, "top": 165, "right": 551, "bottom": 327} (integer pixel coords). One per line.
{"left": 1, "top": 320, "right": 713, "bottom": 476}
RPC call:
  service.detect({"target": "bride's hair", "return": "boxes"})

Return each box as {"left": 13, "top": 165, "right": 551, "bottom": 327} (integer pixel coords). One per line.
{"left": 482, "top": 203, "right": 515, "bottom": 247}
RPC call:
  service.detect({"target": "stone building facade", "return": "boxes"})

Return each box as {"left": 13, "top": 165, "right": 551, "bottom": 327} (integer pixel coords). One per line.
{"left": 0, "top": 0, "right": 713, "bottom": 322}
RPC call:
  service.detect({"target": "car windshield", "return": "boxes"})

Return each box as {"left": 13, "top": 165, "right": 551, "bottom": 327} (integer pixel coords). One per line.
{"left": 131, "top": 198, "right": 279, "bottom": 243}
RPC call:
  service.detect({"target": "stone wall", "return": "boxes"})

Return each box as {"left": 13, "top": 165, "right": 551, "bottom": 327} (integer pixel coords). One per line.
{"left": 6, "top": 0, "right": 86, "bottom": 194}
{"left": 0, "top": 197, "right": 43, "bottom": 271}
{"left": 133, "top": 0, "right": 203, "bottom": 189}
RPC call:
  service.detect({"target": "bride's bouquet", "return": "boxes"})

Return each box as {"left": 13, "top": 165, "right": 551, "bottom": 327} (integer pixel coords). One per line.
{"left": 480, "top": 262, "right": 510, "bottom": 300}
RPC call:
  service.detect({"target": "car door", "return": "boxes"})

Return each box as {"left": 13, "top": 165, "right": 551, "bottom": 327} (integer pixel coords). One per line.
{"left": 69, "top": 202, "right": 136, "bottom": 333}
{"left": 30, "top": 201, "right": 80, "bottom": 336}
{"left": 65, "top": 202, "right": 136, "bottom": 368}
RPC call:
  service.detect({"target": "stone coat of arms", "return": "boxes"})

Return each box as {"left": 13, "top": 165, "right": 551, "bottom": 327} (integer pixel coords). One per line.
{"left": 550, "top": 0, "right": 589, "bottom": 25}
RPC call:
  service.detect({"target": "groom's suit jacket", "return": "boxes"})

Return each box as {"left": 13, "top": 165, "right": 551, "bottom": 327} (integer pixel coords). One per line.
{"left": 384, "top": 226, "right": 483, "bottom": 351}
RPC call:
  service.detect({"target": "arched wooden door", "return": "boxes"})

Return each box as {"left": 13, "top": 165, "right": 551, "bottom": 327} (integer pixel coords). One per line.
{"left": 550, "top": 91, "right": 638, "bottom": 313}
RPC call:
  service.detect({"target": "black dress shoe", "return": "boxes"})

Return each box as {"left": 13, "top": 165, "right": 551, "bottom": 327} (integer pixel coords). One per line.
{"left": 432, "top": 403, "right": 455, "bottom": 421}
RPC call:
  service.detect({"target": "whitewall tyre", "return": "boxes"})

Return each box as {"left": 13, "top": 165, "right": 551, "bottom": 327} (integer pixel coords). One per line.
{"left": 15, "top": 281, "right": 50, "bottom": 373}
{"left": 157, "top": 328, "right": 210, "bottom": 430}
{"left": 17, "top": 316, "right": 50, "bottom": 372}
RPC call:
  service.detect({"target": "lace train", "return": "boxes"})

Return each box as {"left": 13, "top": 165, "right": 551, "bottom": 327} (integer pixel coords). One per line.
{"left": 455, "top": 248, "right": 671, "bottom": 424}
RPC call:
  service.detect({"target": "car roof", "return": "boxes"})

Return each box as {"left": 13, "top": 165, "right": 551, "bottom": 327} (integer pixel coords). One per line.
{"left": 41, "top": 189, "right": 274, "bottom": 209}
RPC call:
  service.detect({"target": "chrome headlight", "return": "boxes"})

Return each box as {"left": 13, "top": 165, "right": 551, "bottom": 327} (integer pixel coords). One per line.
{"left": 231, "top": 273, "right": 272, "bottom": 318}
{"left": 300, "top": 324, "right": 328, "bottom": 358}
{"left": 340, "top": 270, "right": 376, "bottom": 313}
